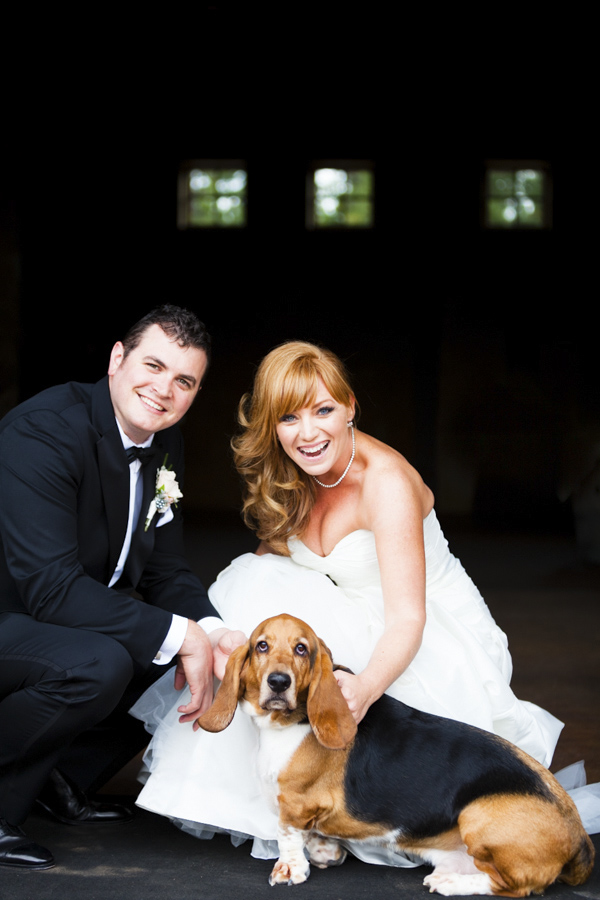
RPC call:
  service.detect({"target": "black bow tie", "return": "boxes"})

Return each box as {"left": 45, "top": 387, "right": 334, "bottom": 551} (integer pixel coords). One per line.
{"left": 125, "top": 446, "right": 155, "bottom": 466}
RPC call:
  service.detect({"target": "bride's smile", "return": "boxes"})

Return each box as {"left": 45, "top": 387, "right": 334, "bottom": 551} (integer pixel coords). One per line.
{"left": 276, "top": 379, "right": 354, "bottom": 481}
{"left": 298, "top": 440, "right": 329, "bottom": 459}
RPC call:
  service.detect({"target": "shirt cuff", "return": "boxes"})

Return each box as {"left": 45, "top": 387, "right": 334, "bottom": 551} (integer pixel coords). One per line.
{"left": 152, "top": 614, "right": 189, "bottom": 665}
{"left": 152, "top": 615, "right": 225, "bottom": 665}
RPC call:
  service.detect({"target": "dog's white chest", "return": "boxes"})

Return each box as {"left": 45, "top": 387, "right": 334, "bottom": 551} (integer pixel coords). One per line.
{"left": 254, "top": 718, "right": 311, "bottom": 810}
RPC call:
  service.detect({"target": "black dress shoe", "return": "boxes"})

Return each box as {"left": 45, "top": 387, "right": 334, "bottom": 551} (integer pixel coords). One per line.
{"left": 0, "top": 818, "right": 55, "bottom": 870}
{"left": 35, "top": 769, "right": 134, "bottom": 825}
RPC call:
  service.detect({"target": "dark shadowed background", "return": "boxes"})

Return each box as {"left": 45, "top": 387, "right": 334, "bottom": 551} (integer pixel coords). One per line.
{"left": 1, "top": 145, "right": 595, "bottom": 550}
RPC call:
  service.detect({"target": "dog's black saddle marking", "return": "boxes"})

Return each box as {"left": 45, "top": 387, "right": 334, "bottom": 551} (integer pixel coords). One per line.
{"left": 344, "top": 694, "right": 550, "bottom": 840}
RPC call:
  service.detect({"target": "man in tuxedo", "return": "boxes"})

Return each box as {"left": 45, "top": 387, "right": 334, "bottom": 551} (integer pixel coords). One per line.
{"left": 0, "top": 305, "right": 242, "bottom": 870}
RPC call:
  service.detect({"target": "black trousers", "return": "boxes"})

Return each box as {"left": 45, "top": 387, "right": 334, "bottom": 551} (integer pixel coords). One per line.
{"left": 0, "top": 612, "right": 170, "bottom": 825}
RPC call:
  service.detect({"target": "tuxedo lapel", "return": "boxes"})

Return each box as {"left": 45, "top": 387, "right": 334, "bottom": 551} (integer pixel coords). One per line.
{"left": 96, "top": 431, "right": 130, "bottom": 580}
{"left": 91, "top": 378, "right": 131, "bottom": 581}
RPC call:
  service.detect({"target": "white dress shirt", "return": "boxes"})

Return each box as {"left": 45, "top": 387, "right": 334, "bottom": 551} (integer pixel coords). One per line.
{"left": 111, "top": 421, "right": 222, "bottom": 664}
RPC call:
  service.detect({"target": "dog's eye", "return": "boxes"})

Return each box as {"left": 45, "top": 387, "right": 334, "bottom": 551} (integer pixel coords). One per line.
{"left": 256, "top": 641, "right": 268, "bottom": 653}
{"left": 295, "top": 643, "right": 308, "bottom": 656}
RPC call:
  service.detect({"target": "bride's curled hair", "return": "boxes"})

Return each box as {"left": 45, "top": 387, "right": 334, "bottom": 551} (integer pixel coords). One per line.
{"left": 232, "top": 341, "right": 356, "bottom": 556}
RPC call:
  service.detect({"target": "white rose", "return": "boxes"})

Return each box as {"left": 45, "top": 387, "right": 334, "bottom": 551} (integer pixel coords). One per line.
{"left": 156, "top": 467, "right": 183, "bottom": 502}
{"left": 145, "top": 462, "right": 183, "bottom": 531}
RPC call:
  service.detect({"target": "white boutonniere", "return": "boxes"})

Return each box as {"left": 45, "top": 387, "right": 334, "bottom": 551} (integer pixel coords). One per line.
{"left": 145, "top": 455, "right": 183, "bottom": 531}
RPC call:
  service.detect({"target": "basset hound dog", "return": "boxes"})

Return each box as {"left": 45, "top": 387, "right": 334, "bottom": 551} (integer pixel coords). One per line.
{"left": 197, "top": 613, "right": 594, "bottom": 896}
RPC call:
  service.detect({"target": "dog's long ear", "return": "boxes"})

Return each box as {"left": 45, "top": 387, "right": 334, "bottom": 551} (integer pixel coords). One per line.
{"left": 307, "top": 639, "right": 357, "bottom": 750}
{"left": 196, "top": 641, "right": 249, "bottom": 732}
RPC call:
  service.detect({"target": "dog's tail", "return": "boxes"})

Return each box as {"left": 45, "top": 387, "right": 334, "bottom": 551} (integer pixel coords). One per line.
{"left": 559, "top": 832, "right": 595, "bottom": 885}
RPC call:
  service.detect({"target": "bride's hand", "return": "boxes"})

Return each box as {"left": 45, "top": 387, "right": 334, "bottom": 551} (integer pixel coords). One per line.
{"left": 333, "top": 670, "right": 375, "bottom": 724}
{"left": 211, "top": 627, "right": 247, "bottom": 681}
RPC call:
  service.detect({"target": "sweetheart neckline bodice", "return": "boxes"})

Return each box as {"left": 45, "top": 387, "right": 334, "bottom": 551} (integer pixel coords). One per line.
{"left": 288, "top": 509, "right": 436, "bottom": 560}
{"left": 289, "top": 528, "right": 373, "bottom": 560}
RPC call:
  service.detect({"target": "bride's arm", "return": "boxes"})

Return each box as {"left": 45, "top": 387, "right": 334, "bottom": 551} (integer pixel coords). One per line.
{"left": 333, "top": 465, "right": 428, "bottom": 723}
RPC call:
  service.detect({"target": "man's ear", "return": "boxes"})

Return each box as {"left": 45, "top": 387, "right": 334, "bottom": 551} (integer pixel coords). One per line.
{"left": 108, "top": 341, "right": 125, "bottom": 376}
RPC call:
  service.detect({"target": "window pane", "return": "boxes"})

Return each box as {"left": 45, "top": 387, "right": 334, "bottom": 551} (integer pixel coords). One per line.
{"left": 347, "top": 170, "right": 373, "bottom": 195}
{"left": 515, "top": 169, "right": 543, "bottom": 198}
{"left": 487, "top": 171, "right": 514, "bottom": 196}
{"left": 487, "top": 197, "right": 517, "bottom": 227}
{"left": 346, "top": 198, "right": 374, "bottom": 226}
{"left": 518, "top": 197, "right": 543, "bottom": 225}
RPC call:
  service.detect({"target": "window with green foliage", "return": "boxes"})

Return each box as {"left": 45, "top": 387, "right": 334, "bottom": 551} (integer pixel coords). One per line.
{"left": 178, "top": 162, "right": 247, "bottom": 228}
{"left": 484, "top": 164, "right": 551, "bottom": 229}
{"left": 307, "top": 165, "right": 374, "bottom": 229}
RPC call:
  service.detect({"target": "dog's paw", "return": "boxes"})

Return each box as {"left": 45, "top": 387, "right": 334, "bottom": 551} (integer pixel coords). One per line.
{"left": 269, "top": 856, "right": 310, "bottom": 886}
{"left": 304, "top": 834, "right": 347, "bottom": 869}
{"left": 423, "top": 872, "right": 493, "bottom": 896}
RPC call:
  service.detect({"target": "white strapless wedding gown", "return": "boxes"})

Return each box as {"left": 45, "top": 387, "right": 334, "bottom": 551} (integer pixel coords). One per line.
{"left": 131, "top": 511, "right": 599, "bottom": 865}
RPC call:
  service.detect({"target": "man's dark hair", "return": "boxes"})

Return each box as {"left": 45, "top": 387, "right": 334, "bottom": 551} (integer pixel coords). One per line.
{"left": 122, "top": 305, "right": 212, "bottom": 367}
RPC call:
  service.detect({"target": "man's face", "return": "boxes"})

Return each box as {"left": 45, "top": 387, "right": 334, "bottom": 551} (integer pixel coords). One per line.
{"left": 108, "top": 323, "right": 208, "bottom": 444}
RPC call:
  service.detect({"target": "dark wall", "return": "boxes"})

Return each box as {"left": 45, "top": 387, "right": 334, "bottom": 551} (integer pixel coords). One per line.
{"left": 2, "top": 150, "right": 594, "bottom": 532}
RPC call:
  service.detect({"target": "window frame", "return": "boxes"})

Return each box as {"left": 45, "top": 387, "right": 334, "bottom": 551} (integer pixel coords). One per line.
{"left": 177, "top": 159, "right": 248, "bottom": 230}
{"left": 482, "top": 159, "right": 552, "bottom": 231}
{"left": 306, "top": 160, "right": 375, "bottom": 230}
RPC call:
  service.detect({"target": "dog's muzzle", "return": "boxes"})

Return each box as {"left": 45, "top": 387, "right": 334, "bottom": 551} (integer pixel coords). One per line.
{"left": 262, "top": 671, "right": 294, "bottom": 710}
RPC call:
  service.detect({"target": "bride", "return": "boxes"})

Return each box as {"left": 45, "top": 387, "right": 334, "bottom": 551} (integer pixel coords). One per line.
{"left": 131, "top": 341, "right": 597, "bottom": 865}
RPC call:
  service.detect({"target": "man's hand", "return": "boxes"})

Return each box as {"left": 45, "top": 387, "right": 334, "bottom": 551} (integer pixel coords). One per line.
{"left": 175, "top": 620, "right": 215, "bottom": 726}
{"left": 174, "top": 622, "right": 247, "bottom": 729}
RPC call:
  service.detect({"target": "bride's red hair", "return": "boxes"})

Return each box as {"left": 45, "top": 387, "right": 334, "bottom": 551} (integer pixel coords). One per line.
{"left": 232, "top": 341, "right": 356, "bottom": 555}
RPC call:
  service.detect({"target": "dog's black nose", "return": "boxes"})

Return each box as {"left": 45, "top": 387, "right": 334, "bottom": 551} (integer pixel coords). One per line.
{"left": 267, "top": 672, "right": 291, "bottom": 693}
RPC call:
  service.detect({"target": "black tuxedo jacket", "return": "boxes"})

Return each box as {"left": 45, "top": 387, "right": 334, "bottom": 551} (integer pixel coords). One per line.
{"left": 0, "top": 377, "right": 217, "bottom": 669}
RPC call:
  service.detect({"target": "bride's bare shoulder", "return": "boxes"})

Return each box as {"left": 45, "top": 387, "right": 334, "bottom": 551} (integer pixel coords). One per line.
{"left": 358, "top": 432, "right": 434, "bottom": 513}
{"left": 358, "top": 431, "right": 418, "bottom": 476}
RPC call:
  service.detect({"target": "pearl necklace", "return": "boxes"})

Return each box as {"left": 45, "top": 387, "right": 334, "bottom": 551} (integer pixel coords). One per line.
{"left": 313, "top": 424, "right": 355, "bottom": 488}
